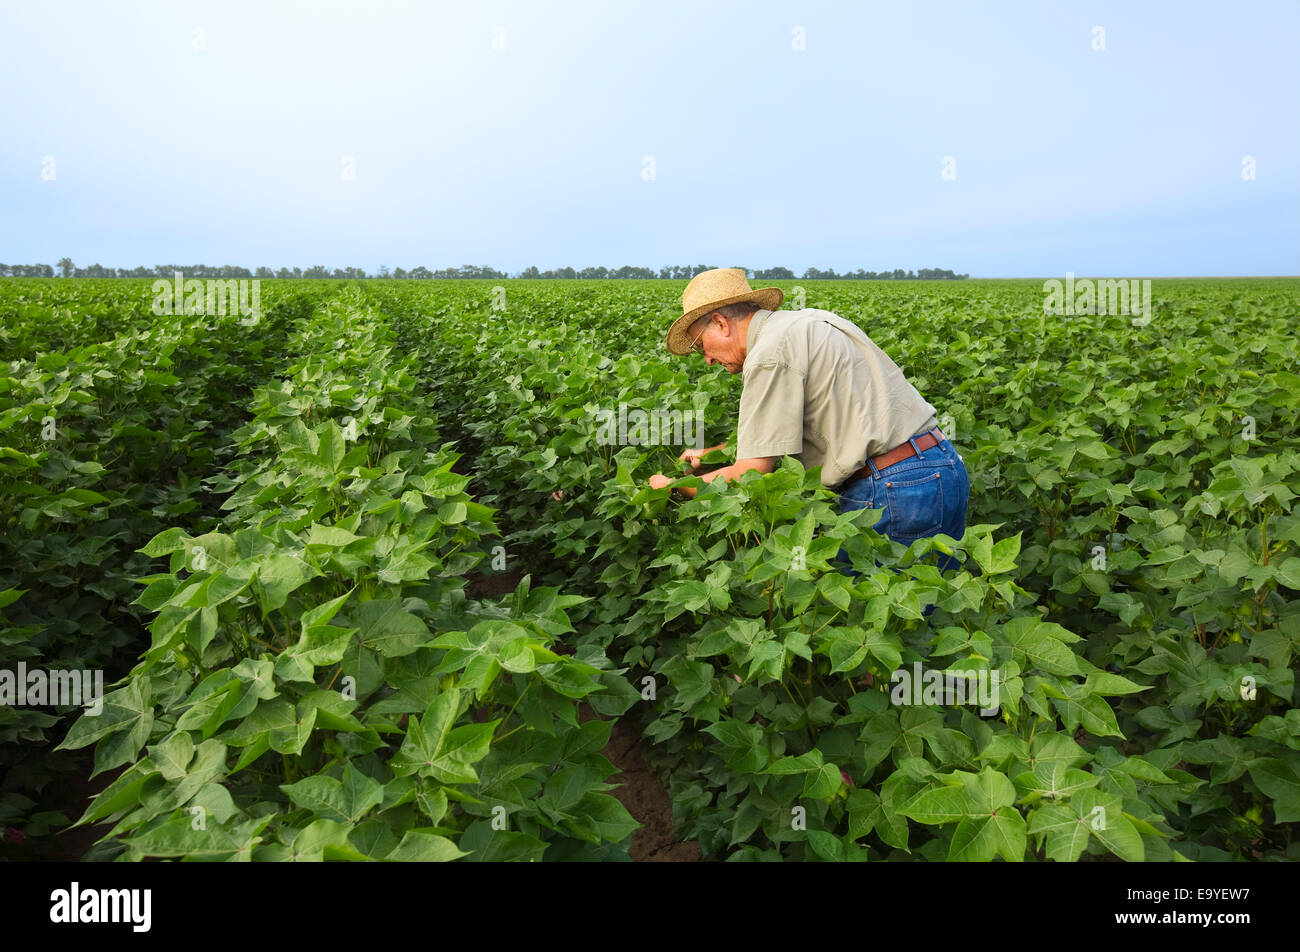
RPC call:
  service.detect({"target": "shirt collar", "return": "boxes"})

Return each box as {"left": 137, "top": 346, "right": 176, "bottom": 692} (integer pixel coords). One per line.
{"left": 745, "top": 308, "right": 774, "bottom": 356}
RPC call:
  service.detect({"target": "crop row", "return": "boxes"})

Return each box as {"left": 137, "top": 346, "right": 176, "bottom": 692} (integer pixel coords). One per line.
{"left": 0, "top": 286, "right": 308, "bottom": 851}
{"left": 58, "top": 287, "right": 642, "bottom": 860}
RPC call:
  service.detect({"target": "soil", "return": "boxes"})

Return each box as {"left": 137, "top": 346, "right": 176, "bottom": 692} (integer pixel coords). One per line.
{"left": 7, "top": 749, "right": 120, "bottom": 861}
{"left": 53, "top": 763, "right": 120, "bottom": 860}
{"left": 578, "top": 702, "right": 700, "bottom": 862}
{"left": 465, "top": 567, "right": 525, "bottom": 599}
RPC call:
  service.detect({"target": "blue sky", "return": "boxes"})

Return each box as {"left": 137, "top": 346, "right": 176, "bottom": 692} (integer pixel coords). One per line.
{"left": 2, "top": 0, "right": 1297, "bottom": 277}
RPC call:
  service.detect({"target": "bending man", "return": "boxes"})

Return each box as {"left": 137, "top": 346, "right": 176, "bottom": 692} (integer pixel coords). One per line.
{"left": 648, "top": 268, "right": 969, "bottom": 572}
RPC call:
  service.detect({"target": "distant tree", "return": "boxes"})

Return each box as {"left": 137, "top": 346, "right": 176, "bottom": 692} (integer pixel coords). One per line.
{"left": 0, "top": 258, "right": 970, "bottom": 281}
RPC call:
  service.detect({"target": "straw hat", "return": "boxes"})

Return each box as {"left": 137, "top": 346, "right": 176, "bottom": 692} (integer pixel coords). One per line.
{"left": 665, "top": 268, "right": 783, "bottom": 355}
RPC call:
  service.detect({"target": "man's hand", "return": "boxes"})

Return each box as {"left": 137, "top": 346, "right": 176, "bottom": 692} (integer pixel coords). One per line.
{"left": 648, "top": 473, "right": 673, "bottom": 490}
{"left": 678, "top": 442, "right": 728, "bottom": 473}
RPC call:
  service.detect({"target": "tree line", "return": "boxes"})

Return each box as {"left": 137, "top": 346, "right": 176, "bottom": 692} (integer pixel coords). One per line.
{"left": 0, "top": 260, "right": 969, "bottom": 280}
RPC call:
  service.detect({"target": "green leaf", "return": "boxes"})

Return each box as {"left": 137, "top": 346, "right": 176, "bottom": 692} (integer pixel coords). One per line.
{"left": 55, "top": 679, "right": 154, "bottom": 778}
{"left": 764, "top": 750, "right": 823, "bottom": 775}
{"left": 807, "top": 830, "right": 846, "bottom": 862}
{"left": 1000, "top": 616, "right": 1081, "bottom": 676}
{"left": 124, "top": 814, "right": 269, "bottom": 861}
{"left": 1085, "top": 671, "right": 1148, "bottom": 696}
{"left": 804, "top": 763, "right": 842, "bottom": 798}
{"left": 1051, "top": 688, "right": 1123, "bottom": 739}
{"left": 1027, "top": 803, "right": 1092, "bottom": 862}
{"left": 387, "top": 830, "right": 468, "bottom": 862}
{"left": 575, "top": 792, "right": 640, "bottom": 844}
{"left": 1274, "top": 557, "right": 1300, "bottom": 590}
{"left": 282, "top": 776, "right": 351, "bottom": 824}
{"left": 317, "top": 421, "right": 346, "bottom": 473}
{"left": 149, "top": 732, "right": 195, "bottom": 781}
{"left": 254, "top": 553, "right": 318, "bottom": 613}
{"left": 900, "top": 784, "right": 971, "bottom": 824}
{"left": 428, "top": 721, "right": 498, "bottom": 784}
{"left": 1014, "top": 762, "right": 1099, "bottom": 801}
{"left": 1076, "top": 790, "right": 1144, "bottom": 862}
{"left": 357, "top": 598, "right": 431, "bottom": 659}
{"left": 948, "top": 808, "right": 1026, "bottom": 862}
{"left": 1249, "top": 759, "right": 1300, "bottom": 822}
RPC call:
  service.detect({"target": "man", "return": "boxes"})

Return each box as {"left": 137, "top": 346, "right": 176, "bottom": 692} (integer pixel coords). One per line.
{"left": 648, "top": 268, "right": 969, "bottom": 573}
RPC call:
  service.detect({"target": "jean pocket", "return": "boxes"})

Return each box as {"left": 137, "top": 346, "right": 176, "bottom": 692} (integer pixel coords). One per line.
{"left": 835, "top": 478, "right": 875, "bottom": 513}
{"left": 882, "top": 469, "right": 944, "bottom": 540}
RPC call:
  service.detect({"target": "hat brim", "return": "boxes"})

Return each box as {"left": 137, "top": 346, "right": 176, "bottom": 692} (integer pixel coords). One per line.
{"left": 665, "top": 287, "right": 784, "bottom": 355}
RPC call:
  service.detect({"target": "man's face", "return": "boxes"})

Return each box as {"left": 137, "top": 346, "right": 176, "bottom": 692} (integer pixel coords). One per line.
{"left": 696, "top": 313, "right": 746, "bottom": 374}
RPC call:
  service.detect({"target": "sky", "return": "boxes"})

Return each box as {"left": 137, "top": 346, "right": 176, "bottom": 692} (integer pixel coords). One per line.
{"left": 2, "top": 0, "right": 1297, "bottom": 277}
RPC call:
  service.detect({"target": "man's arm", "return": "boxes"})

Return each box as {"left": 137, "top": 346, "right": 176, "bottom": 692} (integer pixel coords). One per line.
{"left": 649, "top": 455, "right": 778, "bottom": 497}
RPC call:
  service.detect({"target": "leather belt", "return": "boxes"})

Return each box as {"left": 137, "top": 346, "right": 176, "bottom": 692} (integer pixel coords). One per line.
{"left": 846, "top": 427, "right": 945, "bottom": 483}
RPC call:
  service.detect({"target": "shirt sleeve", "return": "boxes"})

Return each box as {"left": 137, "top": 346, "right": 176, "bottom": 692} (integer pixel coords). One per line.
{"left": 736, "top": 360, "right": 805, "bottom": 459}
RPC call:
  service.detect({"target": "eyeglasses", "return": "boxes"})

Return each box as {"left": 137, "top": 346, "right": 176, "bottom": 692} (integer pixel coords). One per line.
{"left": 689, "top": 322, "right": 708, "bottom": 354}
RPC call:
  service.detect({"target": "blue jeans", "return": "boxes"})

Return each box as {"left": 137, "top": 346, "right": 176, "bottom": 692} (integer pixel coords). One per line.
{"left": 834, "top": 436, "right": 971, "bottom": 605}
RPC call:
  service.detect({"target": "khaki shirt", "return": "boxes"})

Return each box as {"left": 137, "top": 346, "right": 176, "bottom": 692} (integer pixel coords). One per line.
{"left": 735, "top": 308, "right": 939, "bottom": 487}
